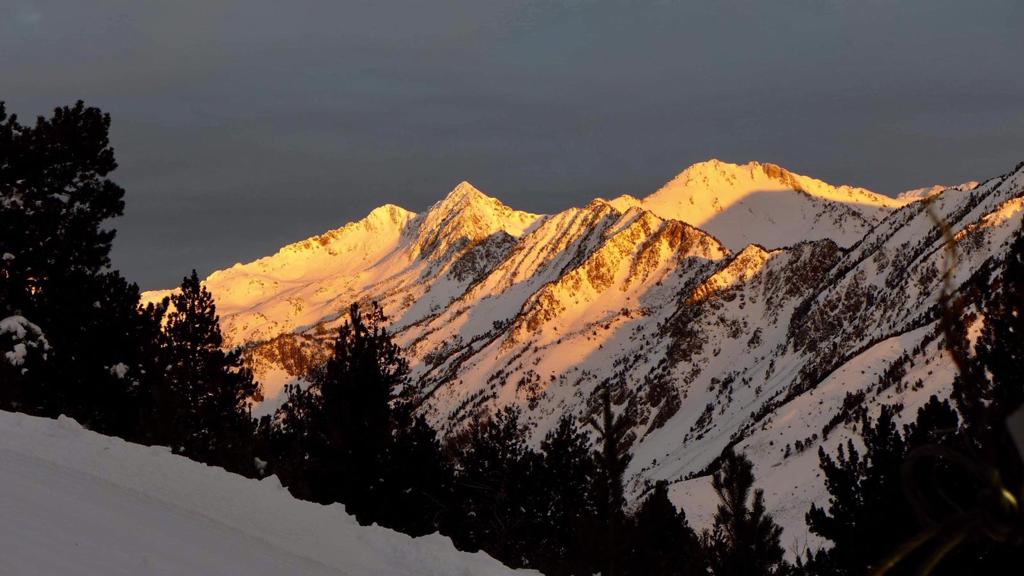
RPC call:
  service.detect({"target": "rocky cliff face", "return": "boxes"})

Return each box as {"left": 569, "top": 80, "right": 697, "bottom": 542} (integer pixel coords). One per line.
{"left": 144, "top": 159, "right": 1024, "bottom": 546}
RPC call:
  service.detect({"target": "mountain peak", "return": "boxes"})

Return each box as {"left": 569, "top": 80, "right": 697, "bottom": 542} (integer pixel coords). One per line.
{"left": 641, "top": 159, "right": 902, "bottom": 251}
{"left": 364, "top": 203, "right": 416, "bottom": 228}
{"left": 451, "top": 179, "right": 484, "bottom": 197}
{"left": 674, "top": 159, "right": 800, "bottom": 187}
{"left": 651, "top": 158, "right": 906, "bottom": 208}
{"left": 413, "top": 181, "right": 541, "bottom": 261}
{"left": 436, "top": 180, "right": 488, "bottom": 209}
{"left": 897, "top": 181, "right": 980, "bottom": 202}
{"left": 426, "top": 181, "right": 533, "bottom": 225}
{"left": 678, "top": 157, "right": 732, "bottom": 173}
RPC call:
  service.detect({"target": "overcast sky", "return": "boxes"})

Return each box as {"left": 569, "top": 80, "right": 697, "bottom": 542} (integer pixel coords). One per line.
{"left": 3, "top": 1, "right": 1023, "bottom": 288}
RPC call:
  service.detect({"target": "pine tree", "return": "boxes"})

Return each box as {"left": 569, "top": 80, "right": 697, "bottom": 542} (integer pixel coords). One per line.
{"left": 81, "top": 274, "right": 168, "bottom": 440}
{"left": 956, "top": 223, "right": 1024, "bottom": 473}
{"left": 334, "top": 302, "right": 406, "bottom": 518}
{"left": 164, "top": 270, "right": 259, "bottom": 474}
{"left": 625, "top": 480, "right": 705, "bottom": 576}
{"left": 588, "top": 381, "right": 633, "bottom": 576}
{"left": 949, "top": 224, "right": 1024, "bottom": 570}
{"left": 272, "top": 302, "right": 409, "bottom": 521}
{"left": 804, "top": 404, "right": 912, "bottom": 574}
{"left": 536, "top": 414, "right": 600, "bottom": 576}
{"left": 705, "top": 448, "right": 785, "bottom": 576}
{"left": 0, "top": 101, "right": 166, "bottom": 443}
{"left": 379, "top": 410, "right": 455, "bottom": 537}
{"left": 1, "top": 101, "right": 123, "bottom": 415}
{"left": 806, "top": 225, "right": 1024, "bottom": 575}
{"left": 270, "top": 370, "right": 335, "bottom": 502}
{"left": 450, "top": 406, "right": 544, "bottom": 568}
{"left": 0, "top": 101, "right": 125, "bottom": 319}
{"left": 803, "top": 396, "right": 1018, "bottom": 575}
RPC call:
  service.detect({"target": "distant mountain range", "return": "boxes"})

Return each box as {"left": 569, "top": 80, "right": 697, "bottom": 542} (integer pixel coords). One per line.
{"left": 143, "top": 158, "right": 1024, "bottom": 548}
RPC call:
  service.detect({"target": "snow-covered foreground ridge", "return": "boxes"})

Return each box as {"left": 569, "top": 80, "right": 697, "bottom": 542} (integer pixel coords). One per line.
{"left": 0, "top": 409, "right": 532, "bottom": 575}
{"left": 143, "top": 158, "right": 1023, "bottom": 547}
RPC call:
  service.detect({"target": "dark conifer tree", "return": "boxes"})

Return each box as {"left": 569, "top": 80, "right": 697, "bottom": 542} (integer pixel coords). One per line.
{"left": 624, "top": 480, "right": 705, "bottom": 576}
{"left": 589, "top": 382, "right": 634, "bottom": 576}
{"left": 450, "top": 406, "right": 544, "bottom": 569}
{"left": 270, "top": 367, "right": 334, "bottom": 502}
{"left": 955, "top": 223, "right": 1024, "bottom": 476}
{"left": 948, "top": 224, "right": 1024, "bottom": 569}
{"left": 803, "top": 395, "right": 1020, "bottom": 575}
{"left": 0, "top": 101, "right": 124, "bottom": 320}
{"left": 164, "top": 270, "right": 260, "bottom": 474}
{"left": 82, "top": 275, "right": 169, "bottom": 440}
{"left": 378, "top": 410, "right": 455, "bottom": 536}
{"left": 1, "top": 101, "right": 123, "bottom": 411}
{"left": 0, "top": 101, "right": 167, "bottom": 443}
{"left": 705, "top": 448, "right": 786, "bottom": 576}
{"left": 804, "top": 404, "right": 918, "bottom": 575}
{"left": 806, "top": 225, "right": 1024, "bottom": 575}
{"left": 536, "top": 414, "right": 600, "bottom": 576}
{"left": 272, "top": 302, "right": 409, "bottom": 521}
{"left": 331, "top": 302, "right": 405, "bottom": 519}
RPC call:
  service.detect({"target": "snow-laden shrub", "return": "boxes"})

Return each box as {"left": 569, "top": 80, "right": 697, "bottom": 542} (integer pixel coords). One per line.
{"left": 1, "top": 315, "right": 50, "bottom": 374}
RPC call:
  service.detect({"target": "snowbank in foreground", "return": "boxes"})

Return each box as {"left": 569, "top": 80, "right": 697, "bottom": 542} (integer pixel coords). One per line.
{"left": 0, "top": 410, "right": 532, "bottom": 575}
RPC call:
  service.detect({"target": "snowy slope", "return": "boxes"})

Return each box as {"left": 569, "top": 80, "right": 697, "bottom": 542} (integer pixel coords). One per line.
{"left": 659, "top": 164, "right": 1024, "bottom": 549}
{"left": 639, "top": 159, "right": 906, "bottom": 250}
{"left": 0, "top": 410, "right": 532, "bottom": 576}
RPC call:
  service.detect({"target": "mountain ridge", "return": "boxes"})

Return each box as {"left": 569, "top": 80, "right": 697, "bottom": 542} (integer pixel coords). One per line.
{"left": 142, "top": 159, "right": 1024, "bottom": 549}
{"left": 143, "top": 159, "right": 900, "bottom": 346}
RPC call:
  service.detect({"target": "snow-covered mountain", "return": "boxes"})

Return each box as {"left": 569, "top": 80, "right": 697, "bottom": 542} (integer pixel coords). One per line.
{"left": 144, "top": 183, "right": 539, "bottom": 351}
{"left": 630, "top": 159, "right": 907, "bottom": 250}
{"left": 0, "top": 409, "right": 531, "bottom": 575}
{"left": 143, "top": 158, "right": 1024, "bottom": 548}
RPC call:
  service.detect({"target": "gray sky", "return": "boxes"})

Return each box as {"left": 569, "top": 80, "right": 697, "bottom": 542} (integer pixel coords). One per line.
{"left": 3, "top": 1, "right": 1023, "bottom": 289}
